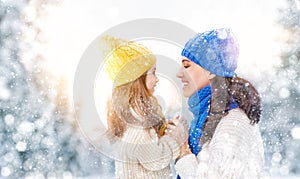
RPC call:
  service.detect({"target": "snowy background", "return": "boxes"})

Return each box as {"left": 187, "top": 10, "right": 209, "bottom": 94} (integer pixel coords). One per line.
{"left": 1, "top": 0, "right": 300, "bottom": 178}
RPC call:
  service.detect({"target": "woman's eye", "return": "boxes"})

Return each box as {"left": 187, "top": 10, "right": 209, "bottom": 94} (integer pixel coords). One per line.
{"left": 183, "top": 65, "right": 189, "bottom": 68}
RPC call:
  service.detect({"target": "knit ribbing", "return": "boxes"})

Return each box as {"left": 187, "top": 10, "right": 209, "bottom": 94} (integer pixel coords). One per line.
{"left": 175, "top": 109, "right": 264, "bottom": 179}
{"left": 115, "top": 126, "right": 179, "bottom": 179}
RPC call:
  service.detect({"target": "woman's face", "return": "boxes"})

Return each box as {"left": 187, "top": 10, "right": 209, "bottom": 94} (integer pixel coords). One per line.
{"left": 176, "top": 57, "right": 211, "bottom": 97}
{"left": 146, "top": 65, "right": 159, "bottom": 95}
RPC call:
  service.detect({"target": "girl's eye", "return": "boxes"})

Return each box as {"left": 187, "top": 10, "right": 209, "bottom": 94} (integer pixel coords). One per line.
{"left": 183, "top": 65, "right": 189, "bottom": 68}
{"left": 147, "top": 70, "right": 156, "bottom": 75}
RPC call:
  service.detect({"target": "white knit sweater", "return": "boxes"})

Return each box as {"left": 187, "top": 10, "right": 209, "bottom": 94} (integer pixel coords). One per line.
{"left": 175, "top": 108, "right": 264, "bottom": 179}
{"left": 114, "top": 125, "right": 180, "bottom": 179}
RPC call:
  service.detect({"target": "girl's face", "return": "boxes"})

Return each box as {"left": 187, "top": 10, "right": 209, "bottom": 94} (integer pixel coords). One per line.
{"left": 146, "top": 65, "right": 159, "bottom": 95}
{"left": 176, "top": 57, "right": 211, "bottom": 97}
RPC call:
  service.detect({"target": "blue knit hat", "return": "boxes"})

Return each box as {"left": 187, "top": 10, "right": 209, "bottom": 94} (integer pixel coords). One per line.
{"left": 182, "top": 28, "right": 239, "bottom": 77}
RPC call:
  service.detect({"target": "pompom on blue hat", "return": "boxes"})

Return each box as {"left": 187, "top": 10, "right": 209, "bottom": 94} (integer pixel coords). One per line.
{"left": 182, "top": 28, "right": 239, "bottom": 77}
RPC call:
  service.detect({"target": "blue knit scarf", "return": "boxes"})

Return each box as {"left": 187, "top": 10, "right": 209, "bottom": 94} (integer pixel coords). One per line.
{"left": 188, "top": 85, "right": 211, "bottom": 155}
{"left": 188, "top": 84, "right": 239, "bottom": 155}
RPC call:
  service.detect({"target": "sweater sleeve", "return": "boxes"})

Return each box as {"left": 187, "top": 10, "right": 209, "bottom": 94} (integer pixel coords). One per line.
{"left": 175, "top": 109, "right": 263, "bottom": 179}
{"left": 174, "top": 154, "right": 198, "bottom": 178}
{"left": 134, "top": 130, "right": 180, "bottom": 171}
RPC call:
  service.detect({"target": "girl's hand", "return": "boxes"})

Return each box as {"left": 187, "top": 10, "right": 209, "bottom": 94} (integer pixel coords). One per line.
{"left": 168, "top": 115, "right": 180, "bottom": 126}
{"left": 165, "top": 116, "right": 189, "bottom": 146}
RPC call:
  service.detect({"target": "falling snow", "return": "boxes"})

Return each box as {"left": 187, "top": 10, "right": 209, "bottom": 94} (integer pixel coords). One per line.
{"left": 0, "top": 0, "right": 300, "bottom": 178}
{"left": 0, "top": 1, "right": 114, "bottom": 178}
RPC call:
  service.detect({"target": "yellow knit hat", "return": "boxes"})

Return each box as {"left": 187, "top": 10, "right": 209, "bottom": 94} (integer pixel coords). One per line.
{"left": 102, "top": 36, "right": 156, "bottom": 87}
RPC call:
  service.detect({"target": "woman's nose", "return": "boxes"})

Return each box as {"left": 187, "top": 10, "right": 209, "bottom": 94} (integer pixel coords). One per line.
{"left": 176, "top": 67, "right": 184, "bottom": 78}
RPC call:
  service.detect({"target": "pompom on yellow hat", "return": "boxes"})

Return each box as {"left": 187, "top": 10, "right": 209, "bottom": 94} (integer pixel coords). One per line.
{"left": 101, "top": 36, "right": 156, "bottom": 87}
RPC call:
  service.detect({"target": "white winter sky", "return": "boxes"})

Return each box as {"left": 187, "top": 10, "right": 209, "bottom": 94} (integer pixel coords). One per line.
{"left": 40, "top": 0, "right": 288, "bottom": 78}
{"left": 33, "top": 0, "right": 289, "bottom": 131}
{"left": 38, "top": 0, "right": 289, "bottom": 87}
{"left": 42, "top": 0, "right": 285, "bottom": 76}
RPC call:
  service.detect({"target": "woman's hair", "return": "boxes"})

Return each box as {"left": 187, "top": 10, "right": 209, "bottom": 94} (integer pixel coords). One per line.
{"left": 200, "top": 76, "right": 262, "bottom": 145}
{"left": 106, "top": 73, "right": 165, "bottom": 142}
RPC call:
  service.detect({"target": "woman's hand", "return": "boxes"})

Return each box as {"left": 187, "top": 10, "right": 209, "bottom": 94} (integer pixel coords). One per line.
{"left": 178, "top": 141, "right": 192, "bottom": 159}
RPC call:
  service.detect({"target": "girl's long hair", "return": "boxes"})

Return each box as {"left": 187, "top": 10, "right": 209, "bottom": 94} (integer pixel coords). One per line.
{"left": 200, "top": 76, "right": 262, "bottom": 145}
{"left": 106, "top": 73, "right": 165, "bottom": 142}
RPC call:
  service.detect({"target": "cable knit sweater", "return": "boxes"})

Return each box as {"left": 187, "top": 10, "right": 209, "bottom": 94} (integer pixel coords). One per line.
{"left": 114, "top": 124, "right": 180, "bottom": 179}
{"left": 175, "top": 108, "right": 264, "bottom": 179}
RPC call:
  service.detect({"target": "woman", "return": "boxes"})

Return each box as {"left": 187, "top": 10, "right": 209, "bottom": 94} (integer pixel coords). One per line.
{"left": 171, "top": 29, "right": 264, "bottom": 178}
{"left": 103, "top": 36, "right": 188, "bottom": 179}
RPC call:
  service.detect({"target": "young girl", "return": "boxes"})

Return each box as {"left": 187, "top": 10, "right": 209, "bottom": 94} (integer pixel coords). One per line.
{"left": 103, "top": 36, "right": 187, "bottom": 179}
{"left": 169, "top": 29, "right": 264, "bottom": 178}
